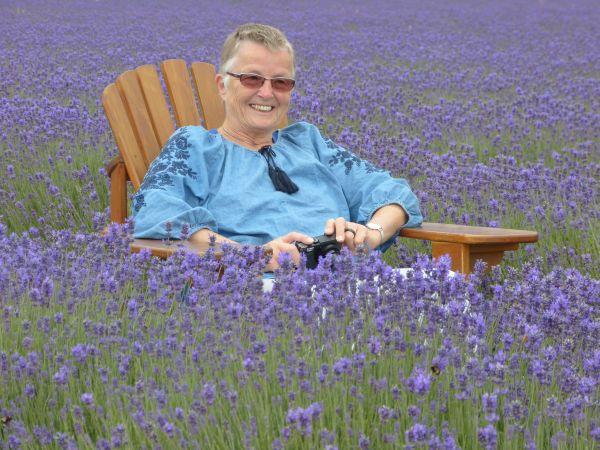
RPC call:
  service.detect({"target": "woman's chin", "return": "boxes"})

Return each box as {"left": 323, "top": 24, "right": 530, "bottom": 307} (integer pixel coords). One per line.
{"left": 248, "top": 116, "right": 280, "bottom": 132}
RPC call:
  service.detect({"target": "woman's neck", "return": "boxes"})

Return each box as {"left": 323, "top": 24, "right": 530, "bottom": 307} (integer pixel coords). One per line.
{"left": 218, "top": 124, "right": 273, "bottom": 151}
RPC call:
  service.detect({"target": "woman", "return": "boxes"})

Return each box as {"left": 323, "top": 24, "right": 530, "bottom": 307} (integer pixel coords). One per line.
{"left": 133, "top": 23, "right": 423, "bottom": 276}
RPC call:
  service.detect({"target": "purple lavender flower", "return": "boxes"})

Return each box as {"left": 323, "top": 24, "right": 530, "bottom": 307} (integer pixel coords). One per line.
{"left": 551, "top": 432, "right": 567, "bottom": 449}
{"left": 407, "top": 405, "right": 421, "bottom": 419}
{"left": 405, "top": 422, "right": 428, "bottom": 444}
{"left": 358, "top": 433, "right": 370, "bottom": 449}
{"left": 80, "top": 393, "right": 94, "bottom": 406}
{"left": 243, "top": 356, "right": 255, "bottom": 372}
{"left": 377, "top": 405, "right": 395, "bottom": 423}
{"left": 405, "top": 367, "right": 432, "bottom": 396}
{"left": 33, "top": 426, "right": 53, "bottom": 446}
{"left": 286, "top": 402, "right": 323, "bottom": 436}
{"left": 179, "top": 223, "right": 190, "bottom": 241}
{"left": 71, "top": 343, "right": 89, "bottom": 364}
{"left": 53, "top": 365, "right": 70, "bottom": 385}
{"left": 368, "top": 335, "right": 381, "bottom": 355}
{"left": 478, "top": 424, "right": 498, "bottom": 449}
{"left": 482, "top": 392, "right": 499, "bottom": 422}
{"left": 201, "top": 382, "right": 216, "bottom": 406}
{"left": 333, "top": 357, "right": 352, "bottom": 376}
{"left": 8, "top": 435, "right": 21, "bottom": 448}
{"left": 24, "top": 383, "right": 36, "bottom": 398}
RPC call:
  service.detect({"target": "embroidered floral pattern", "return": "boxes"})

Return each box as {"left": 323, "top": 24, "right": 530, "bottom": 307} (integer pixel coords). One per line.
{"left": 325, "top": 139, "right": 385, "bottom": 175}
{"left": 133, "top": 127, "right": 198, "bottom": 212}
{"left": 132, "top": 193, "right": 146, "bottom": 212}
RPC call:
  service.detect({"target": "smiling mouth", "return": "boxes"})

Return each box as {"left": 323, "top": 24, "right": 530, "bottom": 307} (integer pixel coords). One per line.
{"left": 250, "top": 104, "right": 274, "bottom": 112}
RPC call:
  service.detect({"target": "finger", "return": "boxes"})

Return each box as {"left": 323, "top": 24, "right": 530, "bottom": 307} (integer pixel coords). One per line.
{"left": 324, "top": 218, "right": 335, "bottom": 236}
{"left": 342, "top": 222, "right": 357, "bottom": 251}
{"left": 335, "top": 217, "right": 346, "bottom": 243}
{"left": 283, "top": 232, "right": 314, "bottom": 244}
{"left": 344, "top": 229, "right": 356, "bottom": 252}
{"left": 266, "top": 247, "right": 279, "bottom": 270}
{"left": 354, "top": 225, "right": 368, "bottom": 247}
{"left": 279, "top": 243, "right": 301, "bottom": 266}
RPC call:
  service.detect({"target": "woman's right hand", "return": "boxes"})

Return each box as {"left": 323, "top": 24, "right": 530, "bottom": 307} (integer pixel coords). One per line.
{"left": 263, "top": 232, "right": 314, "bottom": 271}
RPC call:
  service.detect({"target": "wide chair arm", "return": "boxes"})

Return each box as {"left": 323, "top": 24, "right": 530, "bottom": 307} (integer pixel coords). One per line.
{"left": 129, "top": 238, "right": 224, "bottom": 259}
{"left": 399, "top": 222, "right": 538, "bottom": 273}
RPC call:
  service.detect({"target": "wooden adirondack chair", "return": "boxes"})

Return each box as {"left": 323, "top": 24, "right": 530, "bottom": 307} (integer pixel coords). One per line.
{"left": 102, "top": 59, "right": 538, "bottom": 274}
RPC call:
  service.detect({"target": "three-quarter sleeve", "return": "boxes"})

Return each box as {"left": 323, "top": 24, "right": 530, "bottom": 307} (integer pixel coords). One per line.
{"left": 132, "top": 127, "right": 218, "bottom": 239}
{"left": 306, "top": 123, "right": 423, "bottom": 250}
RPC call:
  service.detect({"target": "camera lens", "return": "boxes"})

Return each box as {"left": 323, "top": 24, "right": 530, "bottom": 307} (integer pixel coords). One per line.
{"left": 320, "top": 243, "right": 341, "bottom": 255}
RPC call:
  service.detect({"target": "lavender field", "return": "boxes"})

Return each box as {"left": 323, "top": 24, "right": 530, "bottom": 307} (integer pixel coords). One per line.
{"left": 0, "top": 0, "right": 599, "bottom": 449}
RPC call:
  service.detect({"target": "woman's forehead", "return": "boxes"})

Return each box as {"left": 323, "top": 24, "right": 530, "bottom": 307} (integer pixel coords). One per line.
{"left": 232, "top": 41, "right": 293, "bottom": 75}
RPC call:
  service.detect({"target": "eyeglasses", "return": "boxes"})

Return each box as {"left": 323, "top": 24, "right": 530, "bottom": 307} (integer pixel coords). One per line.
{"left": 226, "top": 72, "right": 296, "bottom": 92}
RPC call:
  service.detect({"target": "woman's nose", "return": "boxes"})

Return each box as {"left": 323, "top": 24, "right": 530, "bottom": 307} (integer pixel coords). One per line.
{"left": 257, "top": 79, "right": 275, "bottom": 97}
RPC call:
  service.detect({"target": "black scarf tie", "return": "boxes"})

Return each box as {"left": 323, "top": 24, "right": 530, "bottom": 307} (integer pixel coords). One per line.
{"left": 258, "top": 145, "right": 299, "bottom": 194}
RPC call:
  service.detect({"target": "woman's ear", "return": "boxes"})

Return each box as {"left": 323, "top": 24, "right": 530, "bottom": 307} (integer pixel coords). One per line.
{"left": 215, "top": 73, "right": 226, "bottom": 100}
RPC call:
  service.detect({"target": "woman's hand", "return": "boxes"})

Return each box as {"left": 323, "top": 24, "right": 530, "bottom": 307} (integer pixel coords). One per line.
{"left": 263, "top": 232, "right": 314, "bottom": 271}
{"left": 324, "top": 217, "right": 379, "bottom": 252}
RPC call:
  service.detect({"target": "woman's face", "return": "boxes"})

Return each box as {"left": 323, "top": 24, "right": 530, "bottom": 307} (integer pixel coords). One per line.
{"left": 217, "top": 41, "right": 293, "bottom": 137}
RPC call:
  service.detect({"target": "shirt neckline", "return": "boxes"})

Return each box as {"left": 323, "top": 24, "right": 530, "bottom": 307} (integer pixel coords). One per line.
{"left": 209, "top": 128, "right": 280, "bottom": 153}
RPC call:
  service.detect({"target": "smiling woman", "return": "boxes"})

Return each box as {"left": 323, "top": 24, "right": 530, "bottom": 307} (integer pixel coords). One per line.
{"left": 132, "top": 23, "right": 423, "bottom": 273}
{"left": 217, "top": 41, "right": 294, "bottom": 145}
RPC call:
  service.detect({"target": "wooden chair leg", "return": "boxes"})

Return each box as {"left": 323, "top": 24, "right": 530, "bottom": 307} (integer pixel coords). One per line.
{"left": 431, "top": 242, "right": 519, "bottom": 275}
{"left": 110, "top": 160, "right": 128, "bottom": 224}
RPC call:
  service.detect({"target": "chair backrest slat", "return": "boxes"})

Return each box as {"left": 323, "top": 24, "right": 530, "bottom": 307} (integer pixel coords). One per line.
{"left": 190, "top": 62, "right": 225, "bottom": 130}
{"left": 102, "top": 83, "right": 147, "bottom": 190}
{"left": 135, "top": 64, "right": 175, "bottom": 152}
{"left": 116, "top": 70, "right": 161, "bottom": 166}
{"left": 161, "top": 59, "right": 201, "bottom": 127}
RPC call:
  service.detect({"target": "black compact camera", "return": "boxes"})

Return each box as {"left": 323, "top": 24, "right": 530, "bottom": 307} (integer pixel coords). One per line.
{"left": 295, "top": 234, "right": 341, "bottom": 269}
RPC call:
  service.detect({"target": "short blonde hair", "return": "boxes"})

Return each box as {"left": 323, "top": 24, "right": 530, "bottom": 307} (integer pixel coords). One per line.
{"left": 219, "top": 23, "right": 295, "bottom": 77}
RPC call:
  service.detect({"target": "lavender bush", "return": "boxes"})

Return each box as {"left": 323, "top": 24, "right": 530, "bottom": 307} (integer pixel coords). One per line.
{"left": 0, "top": 225, "right": 598, "bottom": 448}
{"left": 0, "top": 0, "right": 598, "bottom": 448}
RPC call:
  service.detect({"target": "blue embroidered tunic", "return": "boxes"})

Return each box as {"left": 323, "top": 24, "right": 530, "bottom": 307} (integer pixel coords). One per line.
{"left": 132, "top": 121, "right": 423, "bottom": 252}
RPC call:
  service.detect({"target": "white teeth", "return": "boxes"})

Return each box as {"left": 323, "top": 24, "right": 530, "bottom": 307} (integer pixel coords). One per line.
{"left": 250, "top": 104, "right": 273, "bottom": 112}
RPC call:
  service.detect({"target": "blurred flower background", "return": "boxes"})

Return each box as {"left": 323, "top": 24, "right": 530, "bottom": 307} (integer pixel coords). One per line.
{"left": 0, "top": 0, "right": 598, "bottom": 448}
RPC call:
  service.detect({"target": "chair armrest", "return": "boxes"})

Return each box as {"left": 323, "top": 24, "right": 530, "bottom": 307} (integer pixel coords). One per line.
{"left": 399, "top": 222, "right": 538, "bottom": 244}
{"left": 101, "top": 227, "right": 226, "bottom": 260}
{"left": 130, "top": 238, "right": 224, "bottom": 259}
{"left": 105, "top": 155, "right": 129, "bottom": 224}
{"left": 399, "top": 222, "right": 538, "bottom": 274}
{"left": 106, "top": 155, "right": 127, "bottom": 179}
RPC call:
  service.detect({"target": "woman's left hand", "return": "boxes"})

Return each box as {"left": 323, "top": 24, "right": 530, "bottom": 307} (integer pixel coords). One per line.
{"left": 324, "top": 217, "right": 378, "bottom": 252}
